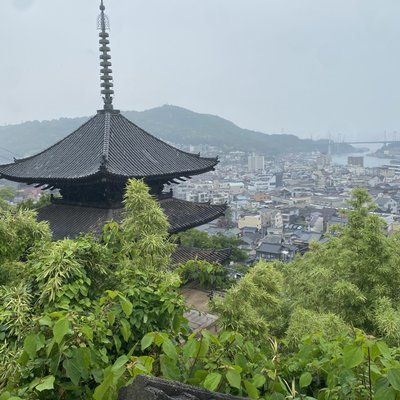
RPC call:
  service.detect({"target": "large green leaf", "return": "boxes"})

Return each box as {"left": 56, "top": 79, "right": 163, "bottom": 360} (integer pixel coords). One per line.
{"left": 252, "top": 374, "right": 266, "bottom": 388}
{"left": 111, "top": 355, "right": 129, "bottom": 374}
{"left": 38, "top": 316, "right": 53, "bottom": 327}
{"left": 53, "top": 318, "right": 70, "bottom": 344}
{"left": 244, "top": 380, "right": 259, "bottom": 399}
{"left": 197, "top": 335, "right": 210, "bottom": 358}
{"left": 269, "top": 394, "right": 285, "bottom": 400}
{"left": 35, "top": 375, "right": 55, "bottom": 392}
{"left": 162, "top": 338, "right": 178, "bottom": 361}
{"left": 120, "top": 319, "right": 131, "bottom": 342}
{"left": 81, "top": 325, "right": 93, "bottom": 341}
{"left": 388, "top": 368, "right": 400, "bottom": 391}
{"left": 377, "top": 341, "right": 391, "bottom": 359}
{"left": 93, "top": 369, "right": 114, "bottom": 400}
{"left": 133, "top": 355, "right": 154, "bottom": 376}
{"left": 343, "top": 345, "right": 364, "bottom": 369}
{"left": 300, "top": 372, "right": 313, "bottom": 388}
{"left": 226, "top": 369, "right": 241, "bottom": 390}
{"left": 93, "top": 357, "right": 128, "bottom": 400}
{"left": 23, "top": 334, "right": 38, "bottom": 359}
{"left": 64, "top": 358, "right": 81, "bottom": 386}
{"left": 182, "top": 337, "right": 197, "bottom": 361}
{"left": 76, "top": 347, "right": 91, "bottom": 373}
{"left": 203, "top": 372, "right": 222, "bottom": 392}
{"left": 120, "top": 297, "right": 133, "bottom": 317}
{"left": 141, "top": 333, "right": 155, "bottom": 351}
{"left": 374, "top": 386, "right": 397, "bottom": 400}
{"left": 160, "top": 355, "right": 181, "bottom": 381}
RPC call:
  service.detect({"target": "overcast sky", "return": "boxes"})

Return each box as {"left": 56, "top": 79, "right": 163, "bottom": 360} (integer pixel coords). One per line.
{"left": 2, "top": 0, "right": 400, "bottom": 141}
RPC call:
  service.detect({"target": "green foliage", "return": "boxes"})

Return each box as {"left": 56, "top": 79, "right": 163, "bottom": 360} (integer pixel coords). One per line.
{"left": 120, "top": 179, "right": 176, "bottom": 272}
{"left": 178, "top": 229, "right": 210, "bottom": 248}
{"left": 3, "top": 184, "right": 400, "bottom": 399}
{"left": 284, "top": 188, "right": 400, "bottom": 341}
{"left": 0, "top": 208, "right": 50, "bottom": 264}
{"left": 285, "top": 307, "right": 350, "bottom": 348}
{"left": 0, "top": 209, "right": 50, "bottom": 287}
{"left": 0, "top": 187, "right": 16, "bottom": 210}
{"left": 178, "top": 229, "right": 247, "bottom": 262}
{"left": 211, "top": 261, "right": 288, "bottom": 341}
{"left": 17, "top": 194, "right": 52, "bottom": 211}
{"left": 177, "top": 260, "right": 231, "bottom": 289}
{"left": 210, "top": 188, "right": 400, "bottom": 347}
{"left": 132, "top": 329, "right": 400, "bottom": 400}
{"left": 0, "top": 180, "right": 186, "bottom": 399}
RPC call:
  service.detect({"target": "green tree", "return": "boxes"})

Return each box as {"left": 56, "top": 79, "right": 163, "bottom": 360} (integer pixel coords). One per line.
{"left": 178, "top": 229, "right": 248, "bottom": 262}
{"left": 0, "top": 186, "right": 16, "bottom": 210}
{"left": 284, "top": 188, "right": 400, "bottom": 341}
{"left": 211, "top": 261, "right": 288, "bottom": 342}
{"left": 0, "top": 208, "right": 51, "bottom": 286}
{"left": 177, "top": 259, "right": 231, "bottom": 289}
{"left": 0, "top": 179, "right": 186, "bottom": 399}
{"left": 177, "top": 229, "right": 211, "bottom": 248}
{"left": 17, "top": 193, "right": 52, "bottom": 210}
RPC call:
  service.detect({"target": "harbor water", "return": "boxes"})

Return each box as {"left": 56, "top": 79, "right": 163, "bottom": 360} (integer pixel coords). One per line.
{"left": 331, "top": 144, "right": 393, "bottom": 168}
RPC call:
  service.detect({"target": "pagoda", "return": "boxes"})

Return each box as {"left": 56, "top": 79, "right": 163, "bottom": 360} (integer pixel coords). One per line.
{"left": 0, "top": 0, "right": 226, "bottom": 241}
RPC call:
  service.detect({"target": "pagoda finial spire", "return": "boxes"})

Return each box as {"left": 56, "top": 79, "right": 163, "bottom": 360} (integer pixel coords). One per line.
{"left": 98, "top": 0, "right": 114, "bottom": 110}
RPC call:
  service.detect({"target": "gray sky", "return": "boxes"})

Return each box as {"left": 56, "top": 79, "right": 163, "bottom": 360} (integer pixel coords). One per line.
{"left": 2, "top": 0, "right": 400, "bottom": 141}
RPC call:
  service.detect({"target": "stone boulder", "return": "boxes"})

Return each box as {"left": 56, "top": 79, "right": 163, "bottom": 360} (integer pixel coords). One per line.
{"left": 118, "top": 375, "right": 247, "bottom": 400}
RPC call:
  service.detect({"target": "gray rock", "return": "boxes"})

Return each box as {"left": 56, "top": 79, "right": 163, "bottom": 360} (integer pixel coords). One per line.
{"left": 118, "top": 375, "right": 247, "bottom": 400}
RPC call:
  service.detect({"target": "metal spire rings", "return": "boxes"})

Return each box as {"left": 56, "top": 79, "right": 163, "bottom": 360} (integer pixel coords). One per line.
{"left": 98, "top": 0, "right": 114, "bottom": 110}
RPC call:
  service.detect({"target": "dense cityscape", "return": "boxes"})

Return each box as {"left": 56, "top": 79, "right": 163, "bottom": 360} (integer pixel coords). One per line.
{"left": 172, "top": 144, "right": 400, "bottom": 261}
{"left": 3, "top": 142, "right": 400, "bottom": 267}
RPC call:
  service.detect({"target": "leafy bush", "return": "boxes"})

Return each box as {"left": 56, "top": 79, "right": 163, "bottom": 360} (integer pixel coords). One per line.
{"left": 211, "top": 261, "right": 288, "bottom": 342}
{"left": 3, "top": 186, "right": 400, "bottom": 400}
{"left": 133, "top": 329, "right": 400, "bottom": 400}
{"left": 283, "top": 188, "right": 400, "bottom": 340}
{"left": 0, "top": 180, "right": 186, "bottom": 399}
{"left": 176, "top": 259, "right": 231, "bottom": 289}
{"left": 178, "top": 229, "right": 248, "bottom": 262}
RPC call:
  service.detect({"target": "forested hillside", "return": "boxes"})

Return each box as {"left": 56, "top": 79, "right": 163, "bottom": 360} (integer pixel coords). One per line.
{"left": 0, "top": 105, "right": 353, "bottom": 162}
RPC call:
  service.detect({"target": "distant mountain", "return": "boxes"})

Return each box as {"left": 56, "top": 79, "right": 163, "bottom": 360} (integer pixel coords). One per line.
{"left": 0, "top": 105, "right": 352, "bottom": 162}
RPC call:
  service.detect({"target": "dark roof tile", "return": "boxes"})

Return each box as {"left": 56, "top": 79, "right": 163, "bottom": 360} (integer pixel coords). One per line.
{"left": 37, "top": 198, "right": 226, "bottom": 240}
{"left": 171, "top": 247, "right": 232, "bottom": 265}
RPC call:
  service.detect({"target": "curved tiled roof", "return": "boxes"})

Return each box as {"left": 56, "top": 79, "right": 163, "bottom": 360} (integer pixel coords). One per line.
{"left": 0, "top": 111, "right": 218, "bottom": 184}
{"left": 171, "top": 247, "right": 232, "bottom": 266}
{"left": 36, "top": 198, "right": 226, "bottom": 240}
{"left": 159, "top": 198, "right": 227, "bottom": 234}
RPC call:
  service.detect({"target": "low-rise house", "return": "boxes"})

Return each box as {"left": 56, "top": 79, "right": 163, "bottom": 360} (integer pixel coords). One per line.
{"left": 238, "top": 214, "right": 262, "bottom": 230}
{"left": 256, "top": 242, "right": 297, "bottom": 262}
{"left": 290, "top": 231, "right": 324, "bottom": 254}
{"left": 281, "top": 207, "right": 299, "bottom": 224}
{"left": 375, "top": 196, "right": 398, "bottom": 214}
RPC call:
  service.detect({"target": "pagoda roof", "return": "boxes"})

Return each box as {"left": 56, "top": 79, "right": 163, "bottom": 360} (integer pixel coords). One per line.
{"left": 171, "top": 246, "right": 232, "bottom": 266}
{"left": 0, "top": 110, "right": 218, "bottom": 185}
{"left": 36, "top": 197, "right": 227, "bottom": 240}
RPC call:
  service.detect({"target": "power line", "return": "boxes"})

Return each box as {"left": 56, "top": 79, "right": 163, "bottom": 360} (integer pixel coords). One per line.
{"left": 0, "top": 146, "right": 21, "bottom": 158}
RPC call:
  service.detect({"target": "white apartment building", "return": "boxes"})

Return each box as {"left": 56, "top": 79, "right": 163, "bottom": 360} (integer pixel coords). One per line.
{"left": 248, "top": 154, "right": 265, "bottom": 172}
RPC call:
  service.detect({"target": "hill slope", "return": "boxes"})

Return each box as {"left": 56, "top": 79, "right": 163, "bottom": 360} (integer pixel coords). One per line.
{"left": 0, "top": 105, "right": 350, "bottom": 162}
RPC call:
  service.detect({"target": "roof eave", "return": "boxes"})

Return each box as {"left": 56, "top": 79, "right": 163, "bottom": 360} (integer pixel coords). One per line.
{"left": 167, "top": 204, "right": 227, "bottom": 234}
{"left": 0, "top": 158, "right": 218, "bottom": 186}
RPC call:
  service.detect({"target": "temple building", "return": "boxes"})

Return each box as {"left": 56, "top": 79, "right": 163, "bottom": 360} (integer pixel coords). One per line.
{"left": 0, "top": 0, "right": 228, "bottom": 260}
